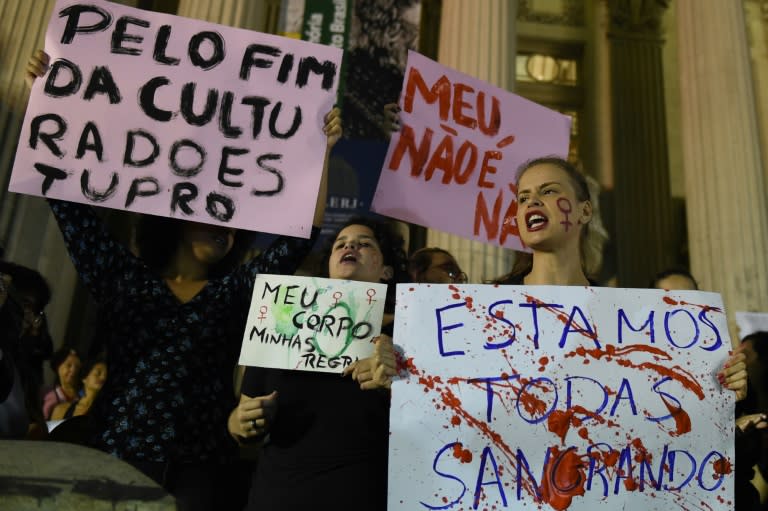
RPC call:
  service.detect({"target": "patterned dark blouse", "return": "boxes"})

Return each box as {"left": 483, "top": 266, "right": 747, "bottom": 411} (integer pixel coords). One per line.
{"left": 50, "top": 200, "right": 318, "bottom": 463}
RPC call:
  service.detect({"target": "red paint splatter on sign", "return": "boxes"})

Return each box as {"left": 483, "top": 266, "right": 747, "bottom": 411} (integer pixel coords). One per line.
{"left": 713, "top": 457, "right": 732, "bottom": 475}
{"left": 452, "top": 442, "right": 473, "bottom": 463}
{"left": 539, "top": 447, "right": 587, "bottom": 511}
{"left": 565, "top": 343, "right": 705, "bottom": 400}
{"left": 661, "top": 395, "right": 692, "bottom": 436}
{"left": 547, "top": 410, "right": 574, "bottom": 445}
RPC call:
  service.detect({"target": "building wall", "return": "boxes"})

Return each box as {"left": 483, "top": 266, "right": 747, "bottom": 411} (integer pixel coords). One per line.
{"left": 0, "top": 0, "right": 766, "bottom": 360}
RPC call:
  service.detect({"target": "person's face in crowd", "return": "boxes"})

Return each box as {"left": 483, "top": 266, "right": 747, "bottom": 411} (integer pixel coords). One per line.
{"left": 515, "top": 163, "right": 592, "bottom": 251}
{"left": 329, "top": 224, "right": 393, "bottom": 283}
{"left": 181, "top": 222, "right": 236, "bottom": 266}
{"left": 654, "top": 274, "right": 698, "bottom": 291}
{"left": 20, "top": 292, "right": 45, "bottom": 337}
{"left": 418, "top": 252, "right": 467, "bottom": 284}
{"left": 83, "top": 362, "right": 107, "bottom": 394}
{"left": 58, "top": 353, "right": 81, "bottom": 389}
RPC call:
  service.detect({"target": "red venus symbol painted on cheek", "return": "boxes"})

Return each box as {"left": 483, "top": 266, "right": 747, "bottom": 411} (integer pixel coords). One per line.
{"left": 258, "top": 305, "right": 268, "bottom": 323}
{"left": 366, "top": 288, "right": 377, "bottom": 304}
{"left": 557, "top": 198, "right": 573, "bottom": 232}
{"left": 333, "top": 291, "right": 343, "bottom": 306}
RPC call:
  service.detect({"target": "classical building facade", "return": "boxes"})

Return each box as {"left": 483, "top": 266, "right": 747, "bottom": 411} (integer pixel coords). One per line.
{"left": 1, "top": 0, "right": 766, "bottom": 348}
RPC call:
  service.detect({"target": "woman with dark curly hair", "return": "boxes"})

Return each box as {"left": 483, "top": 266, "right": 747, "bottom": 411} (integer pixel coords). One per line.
{"left": 230, "top": 216, "right": 408, "bottom": 511}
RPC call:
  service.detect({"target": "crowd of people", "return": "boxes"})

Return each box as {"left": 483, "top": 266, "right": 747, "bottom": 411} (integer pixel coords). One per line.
{"left": 0, "top": 49, "right": 764, "bottom": 511}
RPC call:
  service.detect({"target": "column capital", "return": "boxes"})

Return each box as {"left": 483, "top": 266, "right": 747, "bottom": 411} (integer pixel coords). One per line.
{"left": 607, "top": 0, "right": 669, "bottom": 40}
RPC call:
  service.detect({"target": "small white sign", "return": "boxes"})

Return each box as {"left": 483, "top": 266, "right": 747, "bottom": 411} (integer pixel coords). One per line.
{"left": 735, "top": 311, "right": 768, "bottom": 339}
{"left": 239, "top": 274, "right": 387, "bottom": 373}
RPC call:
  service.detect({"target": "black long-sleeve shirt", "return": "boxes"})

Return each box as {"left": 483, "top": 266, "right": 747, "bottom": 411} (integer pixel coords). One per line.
{"left": 50, "top": 200, "right": 317, "bottom": 463}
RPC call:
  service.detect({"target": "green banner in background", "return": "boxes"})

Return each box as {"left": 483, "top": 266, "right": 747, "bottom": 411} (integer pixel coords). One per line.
{"left": 302, "top": 0, "right": 351, "bottom": 104}
{"left": 293, "top": 0, "right": 424, "bottom": 252}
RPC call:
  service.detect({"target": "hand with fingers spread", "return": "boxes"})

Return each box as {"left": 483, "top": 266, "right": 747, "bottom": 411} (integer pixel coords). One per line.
{"left": 344, "top": 334, "right": 397, "bottom": 390}
{"left": 25, "top": 49, "right": 49, "bottom": 89}
{"left": 718, "top": 346, "right": 748, "bottom": 401}
{"left": 227, "top": 390, "right": 278, "bottom": 443}
{"left": 382, "top": 103, "right": 400, "bottom": 140}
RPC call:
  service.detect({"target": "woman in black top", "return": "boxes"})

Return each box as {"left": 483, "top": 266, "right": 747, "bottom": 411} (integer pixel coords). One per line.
{"left": 26, "top": 50, "right": 342, "bottom": 510}
{"left": 230, "top": 217, "right": 408, "bottom": 511}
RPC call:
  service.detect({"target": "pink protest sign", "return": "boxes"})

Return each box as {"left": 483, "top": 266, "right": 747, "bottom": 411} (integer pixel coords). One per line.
{"left": 389, "top": 284, "right": 735, "bottom": 510}
{"left": 10, "top": 0, "right": 341, "bottom": 237}
{"left": 371, "top": 51, "right": 571, "bottom": 250}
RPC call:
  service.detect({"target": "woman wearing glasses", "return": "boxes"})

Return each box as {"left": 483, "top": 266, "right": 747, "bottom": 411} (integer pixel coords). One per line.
{"left": 408, "top": 247, "right": 468, "bottom": 284}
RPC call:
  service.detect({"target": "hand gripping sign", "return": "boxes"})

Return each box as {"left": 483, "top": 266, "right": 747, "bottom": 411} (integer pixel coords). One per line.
{"left": 11, "top": 0, "right": 341, "bottom": 237}
{"left": 372, "top": 51, "right": 571, "bottom": 251}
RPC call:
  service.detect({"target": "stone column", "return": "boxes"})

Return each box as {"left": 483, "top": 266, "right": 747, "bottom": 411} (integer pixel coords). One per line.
{"left": 676, "top": 0, "right": 768, "bottom": 314}
{"left": 606, "top": 0, "right": 675, "bottom": 287}
{"left": 0, "top": 0, "right": 52, "bottom": 246}
{"left": 427, "top": 0, "right": 517, "bottom": 282}
{"left": 176, "top": 0, "right": 280, "bottom": 32}
{"left": 586, "top": 0, "right": 614, "bottom": 191}
{"left": 744, "top": 0, "right": 768, "bottom": 193}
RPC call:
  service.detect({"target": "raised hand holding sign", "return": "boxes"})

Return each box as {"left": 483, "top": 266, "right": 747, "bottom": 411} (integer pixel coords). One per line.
{"left": 13, "top": 0, "right": 342, "bottom": 237}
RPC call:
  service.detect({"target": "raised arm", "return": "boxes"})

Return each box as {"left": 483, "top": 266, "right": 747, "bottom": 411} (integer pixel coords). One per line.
{"left": 25, "top": 49, "right": 48, "bottom": 89}
{"left": 382, "top": 103, "right": 401, "bottom": 141}
{"left": 25, "top": 53, "right": 138, "bottom": 296}
{"left": 313, "top": 107, "right": 341, "bottom": 227}
{"left": 48, "top": 200, "right": 140, "bottom": 301}
{"left": 235, "top": 107, "right": 342, "bottom": 281}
